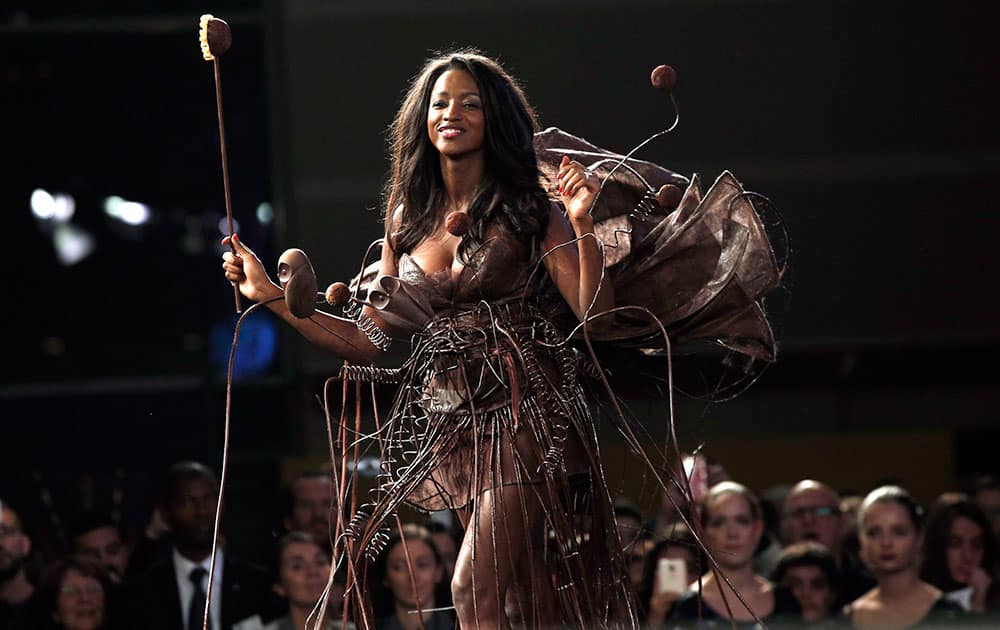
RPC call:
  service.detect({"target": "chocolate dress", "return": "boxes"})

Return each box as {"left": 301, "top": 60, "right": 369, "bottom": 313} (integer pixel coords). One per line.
{"left": 341, "top": 129, "right": 783, "bottom": 629}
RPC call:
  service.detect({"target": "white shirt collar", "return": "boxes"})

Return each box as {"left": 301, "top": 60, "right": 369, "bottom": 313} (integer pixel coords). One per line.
{"left": 172, "top": 547, "right": 224, "bottom": 630}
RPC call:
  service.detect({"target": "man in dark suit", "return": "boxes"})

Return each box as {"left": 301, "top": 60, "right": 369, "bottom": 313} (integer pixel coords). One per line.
{"left": 125, "top": 462, "right": 268, "bottom": 630}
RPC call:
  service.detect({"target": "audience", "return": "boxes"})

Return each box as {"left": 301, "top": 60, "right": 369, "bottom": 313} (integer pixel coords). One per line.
{"left": 845, "top": 486, "right": 963, "bottom": 628}
{"left": 921, "top": 495, "right": 997, "bottom": 612}
{"left": 264, "top": 531, "right": 349, "bottom": 630}
{"left": 665, "top": 482, "right": 800, "bottom": 627}
{"left": 771, "top": 542, "right": 839, "bottom": 624}
{"left": 124, "top": 461, "right": 270, "bottom": 630}
{"left": 782, "top": 480, "right": 874, "bottom": 604}
{"left": 968, "top": 475, "right": 1000, "bottom": 541}
{"left": 36, "top": 559, "right": 108, "bottom": 630}
{"left": 6, "top": 449, "right": 1000, "bottom": 629}
{"left": 637, "top": 523, "right": 700, "bottom": 627}
{"left": 0, "top": 500, "right": 36, "bottom": 629}
{"left": 69, "top": 514, "right": 129, "bottom": 586}
{"left": 284, "top": 472, "right": 337, "bottom": 549}
{"left": 370, "top": 524, "right": 453, "bottom": 630}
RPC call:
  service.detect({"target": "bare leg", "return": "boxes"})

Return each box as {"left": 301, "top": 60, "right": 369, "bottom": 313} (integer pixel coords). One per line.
{"left": 451, "top": 483, "right": 556, "bottom": 630}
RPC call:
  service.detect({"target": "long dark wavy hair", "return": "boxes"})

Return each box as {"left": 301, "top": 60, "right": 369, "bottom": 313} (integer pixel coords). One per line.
{"left": 384, "top": 49, "right": 550, "bottom": 263}
{"left": 921, "top": 497, "right": 997, "bottom": 592}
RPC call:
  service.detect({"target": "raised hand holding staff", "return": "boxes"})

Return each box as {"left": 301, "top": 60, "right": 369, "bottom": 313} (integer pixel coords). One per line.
{"left": 199, "top": 14, "right": 241, "bottom": 313}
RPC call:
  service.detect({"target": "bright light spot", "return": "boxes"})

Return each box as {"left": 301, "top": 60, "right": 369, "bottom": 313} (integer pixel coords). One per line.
{"left": 103, "top": 196, "right": 150, "bottom": 226}
{"left": 31, "top": 188, "right": 56, "bottom": 219}
{"left": 256, "top": 202, "right": 274, "bottom": 225}
{"left": 217, "top": 217, "right": 240, "bottom": 235}
{"left": 52, "top": 194, "right": 75, "bottom": 222}
{"left": 53, "top": 223, "right": 95, "bottom": 265}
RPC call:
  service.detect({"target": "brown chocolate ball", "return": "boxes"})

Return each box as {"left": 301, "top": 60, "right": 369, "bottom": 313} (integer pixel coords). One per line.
{"left": 325, "top": 282, "right": 350, "bottom": 307}
{"left": 445, "top": 211, "right": 470, "bottom": 236}
{"left": 650, "top": 65, "right": 677, "bottom": 91}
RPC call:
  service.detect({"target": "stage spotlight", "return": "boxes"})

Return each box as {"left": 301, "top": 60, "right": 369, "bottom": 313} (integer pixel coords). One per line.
{"left": 217, "top": 216, "right": 240, "bottom": 235}
{"left": 256, "top": 202, "right": 274, "bottom": 225}
{"left": 53, "top": 223, "right": 95, "bottom": 266}
{"left": 104, "top": 195, "right": 151, "bottom": 226}
{"left": 31, "top": 188, "right": 55, "bottom": 220}
{"left": 52, "top": 194, "right": 75, "bottom": 222}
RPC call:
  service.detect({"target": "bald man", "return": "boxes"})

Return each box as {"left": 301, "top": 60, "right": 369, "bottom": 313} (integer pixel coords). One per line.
{"left": 781, "top": 480, "right": 873, "bottom": 604}
{"left": 781, "top": 480, "right": 846, "bottom": 556}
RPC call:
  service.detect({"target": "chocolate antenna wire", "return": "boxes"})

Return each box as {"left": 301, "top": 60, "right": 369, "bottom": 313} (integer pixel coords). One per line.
{"left": 200, "top": 14, "right": 242, "bottom": 313}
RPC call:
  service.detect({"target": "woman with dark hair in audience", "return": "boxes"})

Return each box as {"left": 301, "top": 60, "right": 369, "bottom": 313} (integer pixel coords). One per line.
{"left": 666, "top": 482, "right": 799, "bottom": 628}
{"left": 771, "top": 542, "right": 839, "bottom": 625}
{"left": 264, "top": 531, "right": 351, "bottom": 630}
{"left": 369, "top": 524, "right": 453, "bottom": 630}
{"left": 637, "top": 523, "right": 702, "bottom": 627}
{"left": 845, "top": 485, "right": 963, "bottom": 628}
{"left": 37, "top": 559, "right": 109, "bottom": 630}
{"left": 920, "top": 495, "right": 997, "bottom": 613}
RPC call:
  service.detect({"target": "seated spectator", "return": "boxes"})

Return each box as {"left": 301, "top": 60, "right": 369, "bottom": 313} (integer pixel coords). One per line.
{"left": 921, "top": 495, "right": 997, "bottom": 612}
{"left": 771, "top": 542, "right": 839, "bottom": 624}
{"left": 284, "top": 472, "right": 337, "bottom": 548}
{"left": 370, "top": 524, "right": 453, "bottom": 630}
{"left": 666, "top": 482, "right": 799, "bottom": 628}
{"left": 614, "top": 498, "right": 645, "bottom": 550}
{"left": 782, "top": 480, "right": 874, "bottom": 603}
{"left": 264, "top": 531, "right": 351, "bottom": 630}
{"left": 845, "top": 486, "right": 963, "bottom": 628}
{"left": 967, "top": 475, "right": 1000, "bottom": 541}
{"left": 0, "top": 499, "right": 36, "bottom": 629}
{"left": 70, "top": 513, "right": 129, "bottom": 585}
{"left": 636, "top": 523, "right": 701, "bottom": 627}
{"left": 125, "top": 461, "right": 270, "bottom": 630}
{"left": 36, "top": 559, "right": 108, "bottom": 630}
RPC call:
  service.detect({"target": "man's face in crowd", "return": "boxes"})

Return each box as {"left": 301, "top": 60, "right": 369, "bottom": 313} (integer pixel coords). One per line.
{"left": 782, "top": 483, "right": 844, "bottom": 554}
{"left": 0, "top": 507, "right": 30, "bottom": 581}
{"left": 165, "top": 477, "right": 218, "bottom": 551}
{"left": 74, "top": 526, "right": 129, "bottom": 582}
{"left": 287, "top": 477, "right": 335, "bottom": 544}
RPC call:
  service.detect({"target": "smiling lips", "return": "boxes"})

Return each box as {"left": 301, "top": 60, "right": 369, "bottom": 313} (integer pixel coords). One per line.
{"left": 439, "top": 126, "right": 464, "bottom": 139}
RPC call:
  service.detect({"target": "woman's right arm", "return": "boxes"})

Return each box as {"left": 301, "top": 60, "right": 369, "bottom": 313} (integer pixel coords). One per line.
{"left": 221, "top": 233, "right": 397, "bottom": 364}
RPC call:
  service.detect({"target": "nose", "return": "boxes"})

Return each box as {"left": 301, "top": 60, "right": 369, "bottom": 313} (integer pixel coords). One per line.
{"left": 444, "top": 101, "right": 463, "bottom": 120}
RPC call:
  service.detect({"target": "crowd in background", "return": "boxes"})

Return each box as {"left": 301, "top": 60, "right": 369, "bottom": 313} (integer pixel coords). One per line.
{"left": 2, "top": 459, "right": 999, "bottom": 629}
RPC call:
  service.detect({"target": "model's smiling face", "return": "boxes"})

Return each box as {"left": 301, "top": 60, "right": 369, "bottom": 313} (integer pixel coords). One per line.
{"left": 427, "top": 69, "right": 485, "bottom": 159}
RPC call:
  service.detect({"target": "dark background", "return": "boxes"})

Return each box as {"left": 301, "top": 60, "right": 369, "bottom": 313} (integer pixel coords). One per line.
{"left": 1, "top": 0, "right": 997, "bottom": 562}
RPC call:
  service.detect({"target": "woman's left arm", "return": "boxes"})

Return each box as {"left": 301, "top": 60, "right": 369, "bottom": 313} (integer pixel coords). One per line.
{"left": 541, "top": 156, "right": 614, "bottom": 324}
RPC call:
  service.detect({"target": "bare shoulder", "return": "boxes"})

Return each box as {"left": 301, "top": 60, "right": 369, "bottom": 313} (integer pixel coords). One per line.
{"left": 850, "top": 588, "right": 881, "bottom": 612}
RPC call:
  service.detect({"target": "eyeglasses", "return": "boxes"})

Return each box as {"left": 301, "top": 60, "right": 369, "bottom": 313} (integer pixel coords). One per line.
{"left": 784, "top": 505, "right": 840, "bottom": 520}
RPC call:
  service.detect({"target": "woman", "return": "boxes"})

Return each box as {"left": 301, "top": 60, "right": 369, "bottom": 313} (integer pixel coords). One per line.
{"left": 37, "top": 559, "right": 108, "bottom": 630}
{"left": 264, "top": 531, "right": 351, "bottom": 630}
{"left": 666, "top": 482, "right": 799, "bottom": 628}
{"left": 845, "top": 486, "right": 963, "bottom": 628}
{"left": 771, "top": 542, "right": 839, "bottom": 624}
{"left": 636, "top": 523, "right": 702, "bottom": 627}
{"left": 224, "top": 50, "right": 623, "bottom": 629}
{"left": 370, "top": 524, "right": 453, "bottom": 630}
{"left": 223, "top": 50, "right": 780, "bottom": 628}
{"left": 920, "top": 496, "right": 997, "bottom": 612}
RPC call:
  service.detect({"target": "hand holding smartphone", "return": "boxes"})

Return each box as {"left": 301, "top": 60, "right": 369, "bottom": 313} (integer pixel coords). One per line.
{"left": 656, "top": 558, "right": 688, "bottom": 595}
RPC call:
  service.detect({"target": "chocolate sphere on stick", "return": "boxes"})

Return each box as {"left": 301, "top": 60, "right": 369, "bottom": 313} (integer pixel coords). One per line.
{"left": 650, "top": 65, "right": 677, "bottom": 91}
